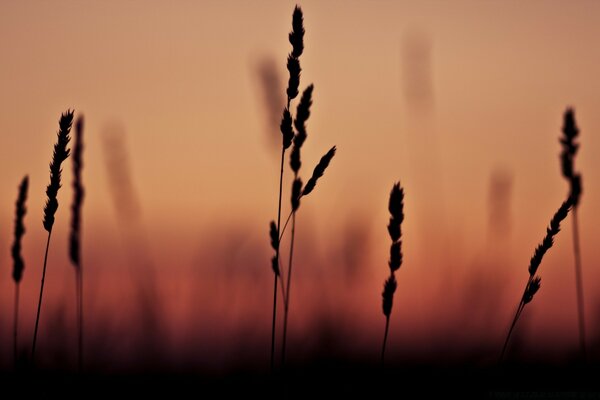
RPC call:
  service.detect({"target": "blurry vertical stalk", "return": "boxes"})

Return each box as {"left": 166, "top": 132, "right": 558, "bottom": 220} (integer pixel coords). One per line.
{"left": 32, "top": 110, "right": 73, "bottom": 361}
{"left": 560, "top": 108, "right": 586, "bottom": 359}
{"left": 70, "top": 115, "right": 85, "bottom": 372}
{"left": 12, "top": 176, "right": 28, "bottom": 367}
{"left": 500, "top": 198, "right": 572, "bottom": 361}
{"left": 381, "top": 183, "right": 404, "bottom": 365}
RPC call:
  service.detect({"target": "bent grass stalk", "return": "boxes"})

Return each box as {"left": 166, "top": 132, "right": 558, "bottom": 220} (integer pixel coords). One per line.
{"left": 500, "top": 197, "right": 572, "bottom": 361}
{"left": 12, "top": 175, "right": 28, "bottom": 366}
{"left": 32, "top": 110, "right": 73, "bottom": 361}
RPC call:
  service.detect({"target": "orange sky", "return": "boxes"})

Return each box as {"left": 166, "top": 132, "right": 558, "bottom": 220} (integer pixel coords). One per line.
{"left": 1, "top": 1, "right": 600, "bottom": 368}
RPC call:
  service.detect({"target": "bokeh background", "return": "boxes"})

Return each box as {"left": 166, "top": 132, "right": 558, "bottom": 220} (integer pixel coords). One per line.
{"left": 1, "top": 0, "right": 600, "bottom": 372}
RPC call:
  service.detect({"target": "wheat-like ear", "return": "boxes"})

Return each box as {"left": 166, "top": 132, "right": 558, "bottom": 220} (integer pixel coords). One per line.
{"left": 280, "top": 107, "right": 294, "bottom": 149}
{"left": 382, "top": 274, "right": 397, "bottom": 317}
{"left": 285, "top": 6, "right": 304, "bottom": 101}
{"left": 302, "top": 146, "right": 336, "bottom": 197}
{"left": 289, "top": 6, "right": 304, "bottom": 58}
{"left": 290, "top": 85, "right": 314, "bottom": 174}
{"left": 528, "top": 198, "right": 572, "bottom": 276}
{"left": 33, "top": 109, "right": 74, "bottom": 362}
{"left": 43, "top": 110, "right": 73, "bottom": 232}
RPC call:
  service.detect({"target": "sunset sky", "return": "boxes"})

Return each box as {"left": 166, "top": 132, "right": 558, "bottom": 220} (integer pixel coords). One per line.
{"left": 1, "top": 0, "right": 600, "bottom": 369}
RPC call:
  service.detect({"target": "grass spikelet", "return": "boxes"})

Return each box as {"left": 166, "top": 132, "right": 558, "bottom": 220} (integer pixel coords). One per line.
{"left": 500, "top": 197, "right": 572, "bottom": 361}
{"left": 290, "top": 85, "right": 314, "bottom": 174}
{"left": 289, "top": 5, "right": 304, "bottom": 58}
{"left": 286, "top": 55, "right": 301, "bottom": 101}
{"left": 70, "top": 115, "right": 85, "bottom": 372}
{"left": 12, "top": 175, "right": 28, "bottom": 366}
{"left": 280, "top": 108, "right": 294, "bottom": 149}
{"left": 528, "top": 199, "right": 571, "bottom": 276}
{"left": 32, "top": 109, "right": 74, "bottom": 361}
{"left": 43, "top": 110, "right": 73, "bottom": 232}
{"left": 301, "top": 146, "right": 336, "bottom": 197}
{"left": 559, "top": 107, "right": 586, "bottom": 358}
{"left": 381, "top": 182, "right": 404, "bottom": 365}
{"left": 382, "top": 274, "right": 397, "bottom": 318}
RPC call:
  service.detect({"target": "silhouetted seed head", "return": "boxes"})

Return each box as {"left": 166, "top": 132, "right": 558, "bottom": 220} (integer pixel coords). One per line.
{"left": 43, "top": 110, "right": 74, "bottom": 232}
{"left": 291, "top": 178, "right": 303, "bottom": 211}
{"left": 523, "top": 276, "right": 542, "bottom": 304}
{"left": 70, "top": 115, "right": 85, "bottom": 268}
{"left": 280, "top": 108, "right": 294, "bottom": 149}
{"left": 561, "top": 108, "right": 579, "bottom": 165}
{"left": 382, "top": 274, "right": 397, "bottom": 317}
{"left": 389, "top": 241, "right": 402, "bottom": 272}
{"left": 388, "top": 183, "right": 404, "bottom": 223}
{"left": 271, "top": 255, "right": 280, "bottom": 276}
{"left": 387, "top": 182, "right": 404, "bottom": 272}
{"left": 269, "top": 221, "right": 278, "bottom": 251}
{"left": 302, "top": 146, "right": 336, "bottom": 196}
{"left": 290, "top": 143, "right": 301, "bottom": 174}
{"left": 387, "top": 183, "right": 404, "bottom": 242}
{"left": 286, "top": 55, "right": 301, "bottom": 101}
{"left": 387, "top": 219, "right": 400, "bottom": 242}
{"left": 528, "top": 199, "right": 572, "bottom": 276}
{"left": 560, "top": 108, "right": 583, "bottom": 207}
{"left": 290, "top": 85, "right": 314, "bottom": 173}
{"left": 12, "top": 176, "right": 28, "bottom": 283}
{"left": 289, "top": 6, "right": 304, "bottom": 58}
{"left": 294, "top": 85, "right": 313, "bottom": 145}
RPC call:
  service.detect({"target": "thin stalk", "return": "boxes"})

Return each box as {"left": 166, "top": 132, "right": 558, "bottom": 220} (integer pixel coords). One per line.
{"left": 281, "top": 211, "right": 296, "bottom": 366}
{"left": 381, "top": 315, "right": 390, "bottom": 365}
{"left": 279, "top": 210, "right": 293, "bottom": 242}
{"left": 270, "top": 274, "right": 278, "bottom": 371}
{"left": 14, "top": 283, "right": 20, "bottom": 367}
{"left": 499, "top": 301, "right": 525, "bottom": 362}
{"left": 76, "top": 266, "right": 83, "bottom": 372}
{"left": 271, "top": 145, "right": 286, "bottom": 371}
{"left": 32, "top": 231, "right": 52, "bottom": 361}
{"left": 500, "top": 276, "right": 532, "bottom": 362}
{"left": 572, "top": 208, "right": 586, "bottom": 359}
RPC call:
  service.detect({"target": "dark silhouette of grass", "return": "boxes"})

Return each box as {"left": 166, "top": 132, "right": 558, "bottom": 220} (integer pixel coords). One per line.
{"left": 381, "top": 182, "right": 404, "bottom": 365}
{"left": 500, "top": 197, "right": 572, "bottom": 361}
{"left": 12, "top": 175, "right": 28, "bottom": 367}
{"left": 560, "top": 108, "right": 586, "bottom": 359}
{"left": 282, "top": 84, "right": 313, "bottom": 366}
{"left": 32, "top": 109, "right": 73, "bottom": 362}
{"left": 70, "top": 115, "right": 85, "bottom": 372}
{"left": 279, "top": 146, "right": 337, "bottom": 240}
{"left": 269, "top": 5, "right": 303, "bottom": 371}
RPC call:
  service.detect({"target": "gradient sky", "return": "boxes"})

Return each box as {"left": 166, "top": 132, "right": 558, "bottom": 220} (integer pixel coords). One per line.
{"left": 1, "top": 0, "right": 600, "bottom": 368}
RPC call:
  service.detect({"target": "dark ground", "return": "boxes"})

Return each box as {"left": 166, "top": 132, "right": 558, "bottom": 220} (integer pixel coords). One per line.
{"left": 2, "top": 359, "right": 600, "bottom": 399}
